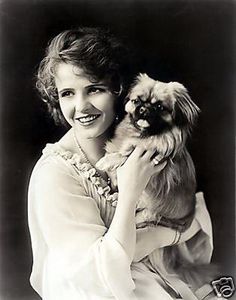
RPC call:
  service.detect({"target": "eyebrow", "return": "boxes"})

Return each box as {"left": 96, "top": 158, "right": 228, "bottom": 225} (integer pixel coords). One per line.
{"left": 86, "top": 83, "right": 108, "bottom": 88}
{"left": 58, "top": 83, "right": 108, "bottom": 94}
{"left": 58, "top": 88, "right": 74, "bottom": 94}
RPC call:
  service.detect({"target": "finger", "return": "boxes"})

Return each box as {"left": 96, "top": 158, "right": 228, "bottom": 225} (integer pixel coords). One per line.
{"left": 142, "top": 148, "right": 158, "bottom": 160}
{"left": 152, "top": 153, "right": 165, "bottom": 165}
{"left": 153, "top": 160, "right": 167, "bottom": 170}
{"left": 130, "top": 146, "right": 146, "bottom": 158}
{"left": 124, "top": 146, "right": 143, "bottom": 163}
{"left": 120, "top": 144, "right": 135, "bottom": 156}
{"left": 150, "top": 150, "right": 159, "bottom": 160}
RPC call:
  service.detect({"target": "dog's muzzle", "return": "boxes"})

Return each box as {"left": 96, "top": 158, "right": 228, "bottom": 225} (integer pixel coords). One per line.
{"left": 138, "top": 106, "right": 150, "bottom": 118}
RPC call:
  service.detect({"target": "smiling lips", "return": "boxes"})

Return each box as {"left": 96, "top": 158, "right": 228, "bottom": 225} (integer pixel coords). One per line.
{"left": 76, "top": 114, "right": 100, "bottom": 126}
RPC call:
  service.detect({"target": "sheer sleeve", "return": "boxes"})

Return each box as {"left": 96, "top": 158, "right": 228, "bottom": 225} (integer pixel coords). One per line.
{"left": 28, "top": 156, "right": 135, "bottom": 300}
{"left": 176, "top": 192, "right": 213, "bottom": 264}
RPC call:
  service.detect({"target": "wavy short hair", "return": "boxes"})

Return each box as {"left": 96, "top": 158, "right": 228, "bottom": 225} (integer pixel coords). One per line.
{"left": 36, "top": 27, "right": 134, "bottom": 126}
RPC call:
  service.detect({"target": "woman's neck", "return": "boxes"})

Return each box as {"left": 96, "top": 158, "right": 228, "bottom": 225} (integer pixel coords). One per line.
{"left": 59, "top": 128, "right": 109, "bottom": 166}
{"left": 74, "top": 130, "right": 108, "bottom": 166}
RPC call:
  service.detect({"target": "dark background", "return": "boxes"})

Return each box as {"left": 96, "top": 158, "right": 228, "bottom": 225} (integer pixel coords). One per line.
{"left": 0, "top": 0, "right": 235, "bottom": 299}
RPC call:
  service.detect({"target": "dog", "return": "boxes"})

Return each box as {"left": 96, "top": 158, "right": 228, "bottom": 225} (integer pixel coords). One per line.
{"left": 97, "top": 74, "right": 219, "bottom": 296}
{"left": 97, "top": 73, "right": 200, "bottom": 232}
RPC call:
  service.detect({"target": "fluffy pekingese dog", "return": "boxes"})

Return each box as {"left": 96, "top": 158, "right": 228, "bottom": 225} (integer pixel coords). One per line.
{"left": 97, "top": 73, "right": 200, "bottom": 232}
{"left": 97, "top": 74, "right": 219, "bottom": 295}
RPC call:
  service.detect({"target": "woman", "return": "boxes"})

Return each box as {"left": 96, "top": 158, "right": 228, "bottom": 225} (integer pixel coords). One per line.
{"left": 28, "top": 27, "right": 215, "bottom": 300}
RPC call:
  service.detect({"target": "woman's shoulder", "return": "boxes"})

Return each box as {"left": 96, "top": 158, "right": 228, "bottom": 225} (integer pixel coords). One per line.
{"left": 42, "top": 142, "right": 82, "bottom": 164}
{"left": 30, "top": 141, "right": 84, "bottom": 184}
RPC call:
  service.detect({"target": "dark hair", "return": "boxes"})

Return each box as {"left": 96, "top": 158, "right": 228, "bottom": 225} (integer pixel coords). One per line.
{"left": 36, "top": 27, "right": 134, "bottom": 126}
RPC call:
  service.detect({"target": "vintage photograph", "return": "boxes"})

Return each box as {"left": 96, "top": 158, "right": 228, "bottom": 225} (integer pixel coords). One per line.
{"left": 0, "top": 0, "right": 235, "bottom": 299}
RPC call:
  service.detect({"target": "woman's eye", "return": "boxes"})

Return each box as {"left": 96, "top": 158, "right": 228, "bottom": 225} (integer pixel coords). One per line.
{"left": 88, "top": 87, "right": 105, "bottom": 95}
{"left": 60, "top": 90, "right": 73, "bottom": 98}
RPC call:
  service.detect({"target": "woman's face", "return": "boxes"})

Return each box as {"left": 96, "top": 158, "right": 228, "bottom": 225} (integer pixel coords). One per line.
{"left": 55, "top": 63, "right": 116, "bottom": 140}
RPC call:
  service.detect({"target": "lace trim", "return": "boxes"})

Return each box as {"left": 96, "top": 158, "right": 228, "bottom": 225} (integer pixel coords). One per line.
{"left": 42, "top": 143, "right": 118, "bottom": 207}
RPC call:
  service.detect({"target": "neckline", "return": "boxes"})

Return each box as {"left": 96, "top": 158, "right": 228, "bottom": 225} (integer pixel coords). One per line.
{"left": 73, "top": 130, "right": 112, "bottom": 188}
{"left": 43, "top": 142, "right": 118, "bottom": 207}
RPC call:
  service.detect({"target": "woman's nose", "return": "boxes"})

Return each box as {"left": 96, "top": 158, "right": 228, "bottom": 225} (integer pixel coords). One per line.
{"left": 74, "top": 93, "right": 92, "bottom": 111}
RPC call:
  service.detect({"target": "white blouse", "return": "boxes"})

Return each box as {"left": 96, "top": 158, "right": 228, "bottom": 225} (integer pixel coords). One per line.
{"left": 28, "top": 143, "right": 215, "bottom": 300}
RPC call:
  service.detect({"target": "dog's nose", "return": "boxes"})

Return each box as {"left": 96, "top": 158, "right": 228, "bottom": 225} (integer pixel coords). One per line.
{"left": 139, "top": 106, "right": 148, "bottom": 115}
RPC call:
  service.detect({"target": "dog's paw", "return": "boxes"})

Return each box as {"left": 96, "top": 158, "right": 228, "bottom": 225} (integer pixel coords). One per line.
{"left": 136, "top": 209, "right": 162, "bottom": 228}
{"left": 135, "top": 208, "right": 147, "bottom": 227}
{"left": 96, "top": 156, "right": 109, "bottom": 171}
{"left": 136, "top": 208, "right": 152, "bottom": 224}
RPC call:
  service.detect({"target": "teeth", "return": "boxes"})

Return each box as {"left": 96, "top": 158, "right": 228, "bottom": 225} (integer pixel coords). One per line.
{"left": 78, "top": 115, "right": 99, "bottom": 123}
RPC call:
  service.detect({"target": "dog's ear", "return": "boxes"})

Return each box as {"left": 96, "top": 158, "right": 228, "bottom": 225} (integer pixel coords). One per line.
{"left": 169, "top": 82, "right": 200, "bottom": 129}
{"left": 124, "top": 94, "right": 134, "bottom": 114}
{"left": 124, "top": 95, "right": 130, "bottom": 105}
{"left": 136, "top": 73, "right": 150, "bottom": 82}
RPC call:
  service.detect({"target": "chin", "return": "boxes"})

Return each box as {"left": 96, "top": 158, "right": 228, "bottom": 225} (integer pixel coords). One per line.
{"left": 97, "top": 73, "right": 219, "bottom": 290}
{"left": 75, "top": 122, "right": 112, "bottom": 140}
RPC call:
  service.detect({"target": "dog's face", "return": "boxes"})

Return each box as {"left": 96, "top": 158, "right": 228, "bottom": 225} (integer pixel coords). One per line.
{"left": 125, "top": 74, "right": 200, "bottom": 137}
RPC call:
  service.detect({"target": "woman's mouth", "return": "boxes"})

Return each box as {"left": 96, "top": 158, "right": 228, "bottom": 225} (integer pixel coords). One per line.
{"left": 76, "top": 114, "right": 100, "bottom": 126}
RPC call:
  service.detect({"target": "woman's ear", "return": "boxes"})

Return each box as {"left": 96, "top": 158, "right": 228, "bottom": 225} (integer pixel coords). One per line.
{"left": 113, "top": 84, "right": 123, "bottom": 97}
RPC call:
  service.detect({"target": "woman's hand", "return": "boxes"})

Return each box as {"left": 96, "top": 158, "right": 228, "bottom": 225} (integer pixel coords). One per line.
{"left": 110, "top": 146, "right": 166, "bottom": 261}
{"left": 116, "top": 146, "right": 167, "bottom": 202}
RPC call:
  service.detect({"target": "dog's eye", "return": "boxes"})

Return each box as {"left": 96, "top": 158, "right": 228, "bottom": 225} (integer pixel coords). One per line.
{"left": 156, "top": 103, "right": 165, "bottom": 111}
{"left": 155, "top": 102, "right": 170, "bottom": 113}
{"left": 131, "top": 98, "right": 141, "bottom": 105}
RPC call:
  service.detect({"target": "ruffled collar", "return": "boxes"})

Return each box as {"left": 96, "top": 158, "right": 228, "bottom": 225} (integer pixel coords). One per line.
{"left": 43, "top": 143, "right": 118, "bottom": 207}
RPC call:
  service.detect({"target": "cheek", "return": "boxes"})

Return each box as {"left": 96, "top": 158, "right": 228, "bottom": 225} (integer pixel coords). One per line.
{"left": 96, "top": 95, "right": 116, "bottom": 118}
{"left": 59, "top": 100, "right": 74, "bottom": 121}
{"left": 105, "top": 102, "right": 116, "bottom": 123}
